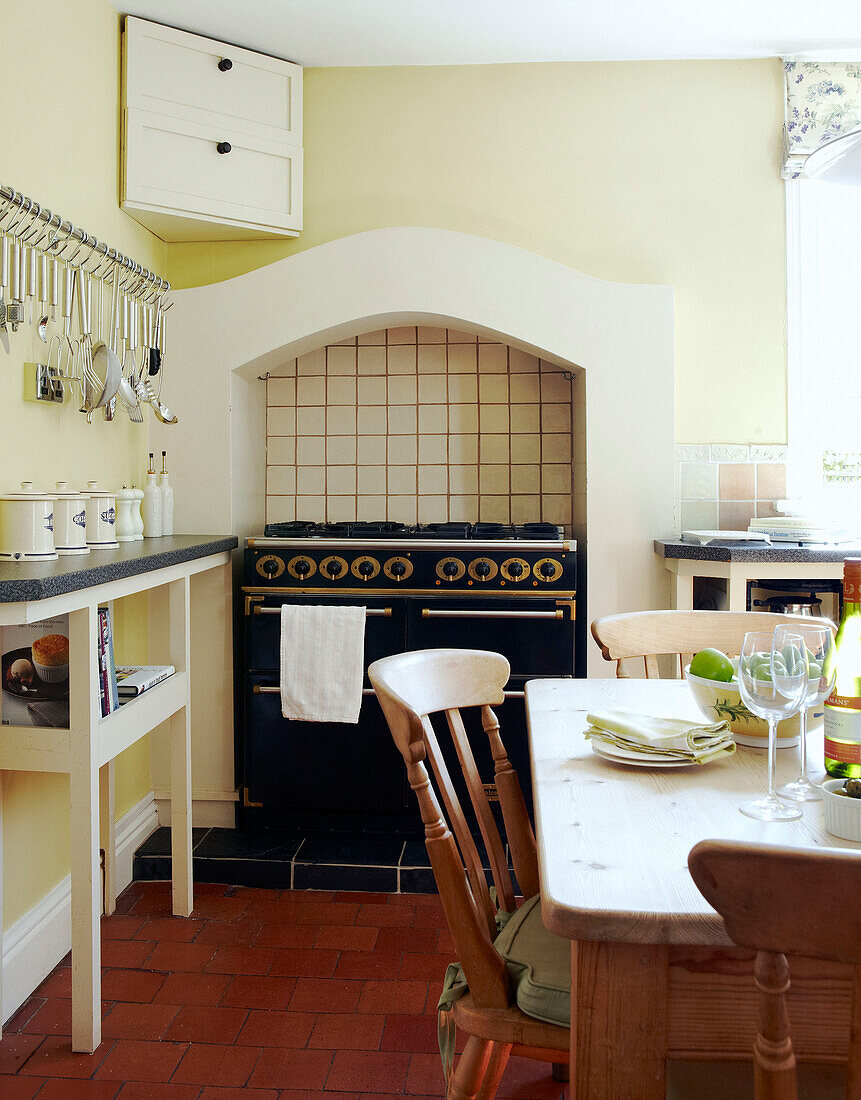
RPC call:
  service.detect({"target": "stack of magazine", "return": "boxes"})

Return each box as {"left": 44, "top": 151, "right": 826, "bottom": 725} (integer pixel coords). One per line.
{"left": 98, "top": 606, "right": 175, "bottom": 715}
{"left": 115, "top": 664, "right": 176, "bottom": 703}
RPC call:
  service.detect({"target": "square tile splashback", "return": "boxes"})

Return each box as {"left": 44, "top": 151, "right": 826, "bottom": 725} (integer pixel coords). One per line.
{"left": 265, "top": 326, "right": 575, "bottom": 527}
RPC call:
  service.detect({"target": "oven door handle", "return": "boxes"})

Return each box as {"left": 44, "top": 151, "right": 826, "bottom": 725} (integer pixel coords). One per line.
{"left": 254, "top": 606, "right": 392, "bottom": 617}
{"left": 420, "top": 608, "right": 564, "bottom": 620}
{"left": 252, "top": 685, "right": 525, "bottom": 699}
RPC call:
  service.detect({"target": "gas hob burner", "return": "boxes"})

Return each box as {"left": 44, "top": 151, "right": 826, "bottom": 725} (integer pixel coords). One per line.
{"left": 262, "top": 519, "right": 566, "bottom": 540}
{"left": 415, "top": 522, "right": 472, "bottom": 540}
{"left": 516, "top": 522, "right": 564, "bottom": 540}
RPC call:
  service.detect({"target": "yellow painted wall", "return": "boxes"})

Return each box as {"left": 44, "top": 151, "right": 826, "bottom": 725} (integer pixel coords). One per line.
{"left": 168, "top": 61, "right": 787, "bottom": 444}
{"left": 3, "top": 0, "right": 165, "bottom": 930}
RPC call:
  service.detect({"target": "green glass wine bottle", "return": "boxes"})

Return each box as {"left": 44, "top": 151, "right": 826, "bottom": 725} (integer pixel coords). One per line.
{"left": 824, "top": 558, "right": 861, "bottom": 778}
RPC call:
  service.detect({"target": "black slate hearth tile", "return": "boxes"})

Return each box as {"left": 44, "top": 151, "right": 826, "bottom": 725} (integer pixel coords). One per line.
{"left": 194, "top": 857, "right": 294, "bottom": 889}
{"left": 292, "top": 862, "right": 397, "bottom": 892}
{"left": 194, "top": 827, "right": 303, "bottom": 861}
{"left": 399, "top": 840, "right": 431, "bottom": 868}
{"left": 136, "top": 826, "right": 210, "bottom": 856}
{"left": 296, "top": 833, "right": 405, "bottom": 867}
{"left": 134, "top": 854, "right": 173, "bottom": 881}
{"left": 399, "top": 868, "right": 437, "bottom": 894}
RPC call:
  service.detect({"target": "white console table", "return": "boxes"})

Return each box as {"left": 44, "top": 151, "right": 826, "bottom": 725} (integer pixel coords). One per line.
{"left": 0, "top": 536, "right": 235, "bottom": 1052}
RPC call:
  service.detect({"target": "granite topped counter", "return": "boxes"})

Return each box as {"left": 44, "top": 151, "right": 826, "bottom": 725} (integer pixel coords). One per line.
{"left": 0, "top": 535, "right": 238, "bottom": 603}
{"left": 655, "top": 539, "right": 861, "bottom": 564}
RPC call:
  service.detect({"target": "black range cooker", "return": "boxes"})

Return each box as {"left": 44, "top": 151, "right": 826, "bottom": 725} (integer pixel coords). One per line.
{"left": 239, "top": 521, "right": 576, "bottom": 834}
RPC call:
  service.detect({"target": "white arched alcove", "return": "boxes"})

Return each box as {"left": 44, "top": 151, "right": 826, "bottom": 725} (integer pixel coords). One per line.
{"left": 151, "top": 227, "right": 672, "bottom": 821}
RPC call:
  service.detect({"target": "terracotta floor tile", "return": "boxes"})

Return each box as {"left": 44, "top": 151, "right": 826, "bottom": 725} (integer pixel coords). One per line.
{"left": 403, "top": 1051, "right": 447, "bottom": 1096}
{"left": 101, "top": 1002, "right": 180, "bottom": 1040}
{"left": 335, "top": 891, "right": 391, "bottom": 904}
{"left": 204, "top": 946, "right": 276, "bottom": 976}
{"left": 246, "top": 1047, "right": 333, "bottom": 1090}
{"left": 134, "top": 917, "right": 205, "bottom": 943}
{"left": 199, "top": 1089, "right": 280, "bottom": 1100}
{"left": 380, "top": 1013, "right": 440, "bottom": 1054}
{"left": 269, "top": 947, "right": 338, "bottom": 979}
{"left": 293, "top": 902, "right": 361, "bottom": 926}
{"left": 334, "top": 951, "right": 402, "bottom": 981}
{"left": 253, "top": 922, "right": 318, "bottom": 950}
{"left": 115, "top": 1084, "right": 200, "bottom": 1099}
{"left": 288, "top": 978, "right": 363, "bottom": 1014}
{"left": 153, "top": 972, "right": 231, "bottom": 1007}
{"left": 190, "top": 896, "right": 250, "bottom": 921}
{"left": 36, "top": 968, "right": 73, "bottom": 998}
{"left": 388, "top": 892, "right": 441, "bottom": 907}
{"left": 437, "top": 929, "right": 456, "bottom": 954}
{"left": 147, "top": 942, "right": 218, "bottom": 973}
{"left": 171, "top": 1040, "right": 261, "bottom": 1086}
{"left": 195, "top": 919, "right": 264, "bottom": 946}
{"left": 35, "top": 1079, "right": 122, "bottom": 1098}
{"left": 356, "top": 980, "right": 429, "bottom": 1015}
{"left": 93, "top": 1039, "right": 187, "bottom": 1083}
{"left": 412, "top": 907, "right": 446, "bottom": 931}
{"left": 278, "top": 1093, "right": 359, "bottom": 1100}
{"left": 163, "top": 1005, "right": 248, "bottom": 1045}
{"left": 18, "top": 1035, "right": 110, "bottom": 1078}
{"left": 1, "top": 1033, "right": 45, "bottom": 1074}
{"left": 219, "top": 974, "right": 297, "bottom": 1010}
{"left": 356, "top": 904, "right": 416, "bottom": 928}
{"left": 100, "top": 915, "right": 146, "bottom": 941}
{"left": 234, "top": 1009, "right": 316, "bottom": 1048}
{"left": 0, "top": 1074, "right": 44, "bottom": 1098}
{"left": 326, "top": 1049, "right": 410, "bottom": 1093}
{"left": 101, "top": 967, "right": 167, "bottom": 1003}
{"left": 495, "top": 1054, "right": 567, "bottom": 1099}
{"left": 314, "top": 924, "right": 379, "bottom": 952}
{"left": 307, "top": 1011, "right": 385, "bottom": 1051}
{"left": 375, "top": 928, "right": 438, "bottom": 955}
{"left": 3, "top": 997, "right": 43, "bottom": 1033}
{"left": 399, "top": 952, "right": 451, "bottom": 981}
{"left": 20, "top": 997, "right": 77, "bottom": 1036}
{"left": 100, "top": 940, "right": 155, "bottom": 969}
{"left": 361, "top": 1094, "right": 442, "bottom": 1100}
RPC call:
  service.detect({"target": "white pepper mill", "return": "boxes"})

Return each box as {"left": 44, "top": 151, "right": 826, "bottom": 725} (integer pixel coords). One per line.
{"left": 142, "top": 453, "right": 162, "bottom": 537}
{"left": 131, "top": 485, "right": 144, "bottom": 541}
{"left": 159, "top": 451, "right": 174, "bottom": 536}
{"left": 115, "top": 487, "right": 137, "bottom": 543}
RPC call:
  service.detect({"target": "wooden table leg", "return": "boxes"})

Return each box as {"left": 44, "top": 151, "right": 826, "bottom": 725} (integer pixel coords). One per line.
{"left": 169, "top": 577, "right": 193, "bottom": 917}
{"left": 69, "top": 605, "right": 102, "bottom": 1053}
{"left": 570, "top": 940, "right": 669, "bottom": 1100}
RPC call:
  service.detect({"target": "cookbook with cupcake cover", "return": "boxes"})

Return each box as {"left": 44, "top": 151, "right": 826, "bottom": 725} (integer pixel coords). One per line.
{"left": 2, "top": 616, "right": 71, "bottom": 729}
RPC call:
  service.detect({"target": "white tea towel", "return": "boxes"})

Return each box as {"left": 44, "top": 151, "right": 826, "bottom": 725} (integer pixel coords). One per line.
{"left": 280, "top": 604, "right": 366, "bottom": 723}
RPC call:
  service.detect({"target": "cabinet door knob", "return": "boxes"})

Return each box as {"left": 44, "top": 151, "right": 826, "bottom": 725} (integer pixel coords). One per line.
{"left": 218, "top": 57, "right": 233, "bottom": 71}
{"left": 216, "top": 142, "right": 232, "bottom": 155}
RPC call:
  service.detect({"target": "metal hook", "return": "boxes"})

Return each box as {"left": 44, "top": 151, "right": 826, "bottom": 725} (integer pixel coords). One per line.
{"left": 6, "top": 196, "right": 33, "bottom": 237}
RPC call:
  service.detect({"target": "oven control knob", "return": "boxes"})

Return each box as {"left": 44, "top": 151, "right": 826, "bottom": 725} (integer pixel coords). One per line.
{"left": 384, "top": 556, "right": 413, "bottom": 582}
{"left": 436, "top": 556, "right": 465, "bottom": 581}
{"left": 534, "top": 557, "right": 562, "bottom": 582}
{"left": 501, "top": 556, "right": 529, "bottom": 582}
{"left": 256, "top": 554, "right": 285, "bottom": 579}
{"left": 288, "top": 555, "right": 316, "bottom": 580}
{"left": 321, "top": 555, "right": 347, "bottom": 579}
{"left": 351, "top": 555, "right": 380, "bottom": 581}
{"left": 468, "top": 556, "right": 498, "bottom": 582}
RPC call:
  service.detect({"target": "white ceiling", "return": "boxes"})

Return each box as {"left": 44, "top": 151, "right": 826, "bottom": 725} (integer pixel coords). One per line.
{"left": 112, "top": 0, "right": 861, "bottom": 66}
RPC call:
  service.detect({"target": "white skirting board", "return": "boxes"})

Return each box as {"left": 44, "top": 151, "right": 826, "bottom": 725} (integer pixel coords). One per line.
{"left": 2, "top": 791, "right": 159, "bottom": 1025}
{"left": 154, "top": 786, "right": 238, "bottom": 829}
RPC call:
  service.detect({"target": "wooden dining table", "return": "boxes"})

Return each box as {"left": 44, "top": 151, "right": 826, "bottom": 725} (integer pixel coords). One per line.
{"left": 525, "top": 677, "right": 860, "bottom": 1099}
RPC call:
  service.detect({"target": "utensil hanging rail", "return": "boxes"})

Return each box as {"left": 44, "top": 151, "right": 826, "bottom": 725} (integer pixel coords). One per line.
{"left": 0, "top": 184, "right": 169, "bottom": 292}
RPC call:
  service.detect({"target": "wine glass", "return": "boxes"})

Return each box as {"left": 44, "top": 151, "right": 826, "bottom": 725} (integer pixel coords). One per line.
{"left": 738, "top": 630, "right": 808, "bottom": 822}
{"left": 776, "top": 622, "right": 836, "bottom": 802}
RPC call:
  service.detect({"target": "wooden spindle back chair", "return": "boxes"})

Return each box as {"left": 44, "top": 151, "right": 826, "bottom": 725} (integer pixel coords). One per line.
{"left": 368, "top": 648, "right": 569, "bottom": 1100}
{"left": 591, "top": 610, "right": 818, "bottom": 679}
{"left": 689, "top": 840, "right": 861, "bottom": 1100}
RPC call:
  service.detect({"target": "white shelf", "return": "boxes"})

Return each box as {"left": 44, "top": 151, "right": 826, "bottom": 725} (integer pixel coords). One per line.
{"left": 97, "top": 673, "right": 187, "bottom": 767}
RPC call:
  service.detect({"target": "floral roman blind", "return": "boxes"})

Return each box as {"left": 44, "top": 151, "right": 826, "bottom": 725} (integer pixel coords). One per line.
{"left": 783, "top": 61, "right": 861, "bottom": 179}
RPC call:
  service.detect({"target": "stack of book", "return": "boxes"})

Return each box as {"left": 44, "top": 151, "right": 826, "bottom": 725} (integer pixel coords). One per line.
{"left": 97, "top": 605, "right": 176, "bottom": 715}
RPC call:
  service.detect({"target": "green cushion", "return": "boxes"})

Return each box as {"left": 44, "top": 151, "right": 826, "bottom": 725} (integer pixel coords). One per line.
{"left": 493, "top": 894, "right": 571, "bottom": 1027}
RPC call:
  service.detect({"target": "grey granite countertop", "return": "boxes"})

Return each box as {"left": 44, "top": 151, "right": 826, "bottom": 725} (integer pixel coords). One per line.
{"left": 0, "top": 535, "right": 238, "bottom": 602}
{"left": 655, "top": 539, "right": 861, "bottom": 564}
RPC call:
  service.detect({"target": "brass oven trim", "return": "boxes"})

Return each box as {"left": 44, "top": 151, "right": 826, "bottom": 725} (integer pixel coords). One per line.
{"left": 242, "top": 585, "right": 577, "bottom": 599}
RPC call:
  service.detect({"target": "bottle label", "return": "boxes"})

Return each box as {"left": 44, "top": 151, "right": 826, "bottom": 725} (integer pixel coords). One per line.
{"left": 825, "top": 690, "right": 861, "bottom": 710}
{"left": 825, "top": 736, "right": 861, "bottom": 764}
{"left": 824, "top": 701, "right": 861, "bottom": 748}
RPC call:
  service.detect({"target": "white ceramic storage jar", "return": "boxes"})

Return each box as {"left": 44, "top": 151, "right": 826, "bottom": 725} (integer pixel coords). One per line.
{"left": 53, "top": 481, "right": 90, "bottom": 556}
{"left": 83, "top": 481, "right": 119, "bottom": 550}
{"left": 0, "top": 482, "right": 58, "bottom": 561}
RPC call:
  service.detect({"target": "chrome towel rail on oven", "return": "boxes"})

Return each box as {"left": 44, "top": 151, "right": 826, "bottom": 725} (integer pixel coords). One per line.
{"left": 421, "top": 608, "right": 563, "bottom": 620}
{"left": 254, "top": 606, "right": 392, "bottom": 617}
{"left": 252, "top": 684, "right": 525, "bottom": 698}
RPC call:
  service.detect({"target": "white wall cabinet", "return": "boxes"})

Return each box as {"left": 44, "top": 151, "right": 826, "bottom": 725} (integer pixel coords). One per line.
{"left": 121, "top": 17, "right": 303, "bottom": 242}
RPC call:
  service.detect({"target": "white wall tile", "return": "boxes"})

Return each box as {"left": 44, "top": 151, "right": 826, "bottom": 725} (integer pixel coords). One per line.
{"left": 680, "top": 462, "right": 718, "bottom": 500}
{"left": 268, "top": 378, "right": 295, "bottom": 406}
{"left": 418, "top": 345, "right": 447, "bottom": 374}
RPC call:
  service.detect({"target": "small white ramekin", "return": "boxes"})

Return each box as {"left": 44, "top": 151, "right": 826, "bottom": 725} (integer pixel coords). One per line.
{"left": 822, "top": 779, "right": 861, "bottom": 842}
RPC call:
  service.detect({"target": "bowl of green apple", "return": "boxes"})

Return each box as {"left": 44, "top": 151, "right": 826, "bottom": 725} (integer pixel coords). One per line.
{"left": 683, "top": 647, "right": 802, "bottom": 748}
